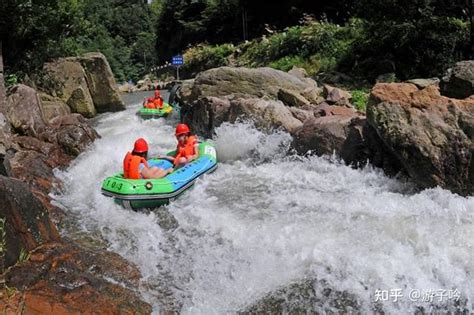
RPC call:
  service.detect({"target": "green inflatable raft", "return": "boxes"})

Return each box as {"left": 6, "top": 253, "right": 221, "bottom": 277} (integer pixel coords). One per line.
{"left": 101, "top": 142, "right": 217, "bottom": 210}
{"left": 137, "top": 102, "right": 173, "bottom": 119}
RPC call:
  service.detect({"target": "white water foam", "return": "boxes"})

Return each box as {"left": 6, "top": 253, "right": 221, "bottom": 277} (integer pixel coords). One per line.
{"left": 52, "top": 95, "right": 474, "bottom": 314}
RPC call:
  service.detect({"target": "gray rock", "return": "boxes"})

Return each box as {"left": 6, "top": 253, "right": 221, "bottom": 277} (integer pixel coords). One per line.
{"left": 78, "top": 52, "right": 125, "bottom": 112}
{"left": 441, "top": 60, "right": 474, "bottom": 99}
{"left": 406, "top": 77, "right": 440, "bottom": 89}
{"left": 6, "top": 84, "right": 47, "bottom": 137}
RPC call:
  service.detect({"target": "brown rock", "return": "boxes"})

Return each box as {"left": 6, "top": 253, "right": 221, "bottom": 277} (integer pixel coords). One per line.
{"left": 289, "top": 107, "right": 315, "bottom": 123}
{"left": 292, "top": 115, "right": 358, "bottom": 157}
{"left": 39, "top": 93, "right": 71, "bottom": 122}
{"left": 227, "top": 98, "right": 303, "bottom": 133}
{"left": 43, "top": 59, "right": 96, "bottom": 118}
{"left": 323, "top": 85, "right": 352, "bottom": 106}
{"left": 3, "top": 242, "right": 152, "bottom": 314}
{"left": 6, "top": 85, "right": 47, "bottom": 137}
{"left": 13, "top": 136, "right": 71, "bottom": 167}
{"left": 42, "top": 114, "right": 100, "bottom": 157}
{"left": 0, "top": 176, "right": 60, "bottom": 268}
{"left": 179, "top": 67, "right": 321, "bottom": 104}
{"left": 278, "top": 88, "right": 310, "bottom": 107}
{"left": 182, "top": 96, "right": 231, "bottom": 137}
{"left": 4, "top": 150, "right": 55, "bottom": 192}
{"left": 78, "top": 52, "right": 125, "bottom": 112}
{"left": 315, "top": 103, "right": 356, "bottom": 117}
{"left": 288, "top": 66, "right": 308, "bottom": 80}
{"left": 367, "top": 83, "right": 474, "bottom": 195}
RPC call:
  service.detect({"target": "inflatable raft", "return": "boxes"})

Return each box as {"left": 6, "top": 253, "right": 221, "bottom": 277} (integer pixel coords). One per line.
{"left": 101, "top": 142, "right": 217, "bottom": 210}
{"left": 137, "top": 102, "right": 173, "bottom": 119}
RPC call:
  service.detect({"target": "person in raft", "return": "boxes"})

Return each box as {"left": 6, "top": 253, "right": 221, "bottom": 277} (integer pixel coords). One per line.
{"left": 152, "top": 90, "right": 164, "bottom": 109}
{"left": 142, "top": 90, "right": 164, "bottom": 109}
{"left": 123, "top": 138, "right": 173, "bottom": 179}
{"left": 143, "top": 97, "right": 155, "bottom": 109}
{"left": 158, "top": 123, "right": 199, "bottom": 168}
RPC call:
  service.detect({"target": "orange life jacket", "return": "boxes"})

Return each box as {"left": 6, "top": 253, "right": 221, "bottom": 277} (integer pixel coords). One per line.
{"left": 123, "top": 152, "right": 148, "bottom": 179}
{"left": 145, "top": 102, "right": 155, "bottom": 109}
{"left": 174, "top": 135, "right": 197, "bottom": 165}
{"left": 153, "top": 98, "right": 163, "bottom": 108}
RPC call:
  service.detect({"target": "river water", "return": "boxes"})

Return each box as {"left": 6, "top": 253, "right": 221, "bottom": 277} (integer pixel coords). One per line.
{"left": 52, "top": 91, "right": 474, "bottom": 314}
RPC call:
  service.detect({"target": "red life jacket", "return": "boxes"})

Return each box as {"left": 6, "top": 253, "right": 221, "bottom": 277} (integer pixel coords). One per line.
{"left": 145, "top": 102, "right": 155, "bottom": 109}
{"left": 173, "top": 135, "right": 197, "bottom": 165}
{"left": 123, "top": 152, "right": 148, "bottom": 179}
{"left": 153, "top": 98, "right": 163, "bottom": 108}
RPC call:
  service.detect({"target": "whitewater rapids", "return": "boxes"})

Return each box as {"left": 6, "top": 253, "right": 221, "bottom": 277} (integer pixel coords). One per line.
{"left": 52, "top": 92, "right": 474, "bottom": 314}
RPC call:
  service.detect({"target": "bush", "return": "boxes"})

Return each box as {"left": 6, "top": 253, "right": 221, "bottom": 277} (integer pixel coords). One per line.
{"left": 237, "top": 19, "right": 361, "bottom": 74}
{"left": 5, "top": 74, "right": 18, "bottom": 87}
{"left": 351, "top": 89, "right": 369, "bottom": 112}
{"left": 181, "top": 43, "right": 235, "bottom": 77}
{"left": 340, "top": 17, "right": 470, "bottom": 80}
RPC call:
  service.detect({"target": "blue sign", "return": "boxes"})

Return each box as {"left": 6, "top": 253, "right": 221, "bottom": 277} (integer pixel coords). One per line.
{"left": 172, "top": 55, "right": 184, "bottom": 65}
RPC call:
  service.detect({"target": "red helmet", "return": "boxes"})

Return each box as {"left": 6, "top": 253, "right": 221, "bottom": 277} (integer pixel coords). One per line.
{"left": 154, "top": 90, "right": 161, "bottom": 97}
{"left": 147, "top": 97, "right": 154, "bottom": 102}
{"left": 133, "top": 138, "right": 148, "bottom": 153}
{"left": 175, "top": 123, "right": 190, "bottom": 136}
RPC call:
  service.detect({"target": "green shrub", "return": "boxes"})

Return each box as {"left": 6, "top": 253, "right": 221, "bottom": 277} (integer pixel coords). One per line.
{"left": 351, "top": 89, "right": 369, "bottom": 112}
{"left": 181, "top": 43, "right": 235, "bottom": 76}
{"left": 5, "top": 74, "right": 18, "bottom": 87}
{"left": 340, "top": 17, "right": 469, "bottom": 80}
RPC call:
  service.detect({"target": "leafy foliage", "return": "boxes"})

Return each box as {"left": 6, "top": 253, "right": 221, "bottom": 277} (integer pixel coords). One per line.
{"left": 181, "top": 43, "right": 235, "bottom": 77}
{"left": 350, "top": 89, "right": 369, "bottom": 112}
{"left": 0, "top": 0, "right": 471, "bottom": 83}
{"left": 1, "top": 0, "right": 156, "bottom": 82}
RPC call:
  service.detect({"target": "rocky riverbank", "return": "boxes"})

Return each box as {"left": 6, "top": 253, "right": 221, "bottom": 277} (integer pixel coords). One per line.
{"left": 0, "top": 52, "right": 152, "bottom": 313}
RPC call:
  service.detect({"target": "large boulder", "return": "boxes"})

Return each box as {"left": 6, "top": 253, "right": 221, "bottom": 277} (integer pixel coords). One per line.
{"left": 4, "top": 149, "right": 56, "bottom": 192}
{"left": 177, "top": 67, "right": 322, "bottom": 136}
{"left": 441, "top": 60, "right": 474, "bottom": 99}
{"left": 2, "top": 114, "right": 99, "bottom": 192}
{"left": 182, "top": 96, "right": 302, "bottom": 137}
{"left": 292, "top": 114, "right": 369, "bottom": 166}
{"left": 227, "top": 98, "right": 303, "bottom": 133}
{"left": 0, "top": 176, "right": 60, "bottom": 268}
{"left": 41, "top": 114, "right": 100, "bottom": 157}
{"left": 293, "top": 115, "right": 355, "bottom": 156}
{"left": 3, "top": 242, "right": 152, "bottom": 314}
{"left": 6, "top": 84, "right": 47, "bottom": 137}
{"left": 367, "top": 83, "right": 474, "bottom": 195}
{"left": 39, "top": 92, "right": 71, "bottom": 122}
{"left": 179, "top": 66, "right": 321, "bottom": 104}
{"left": 78, "top": 52, "right": 125, "bottom": 112}
{"left": 43, "top": 59, "right": 96, "bottom": 118}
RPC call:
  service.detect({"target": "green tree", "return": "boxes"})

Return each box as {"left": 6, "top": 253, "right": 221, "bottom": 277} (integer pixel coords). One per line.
{"left": 340, "top": 0, "right": 471, "bottom": 79}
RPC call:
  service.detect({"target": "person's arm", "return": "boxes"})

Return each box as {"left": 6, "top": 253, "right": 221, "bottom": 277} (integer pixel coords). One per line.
{"left": 140, "top": 165, "right": 155, "bottom": 179}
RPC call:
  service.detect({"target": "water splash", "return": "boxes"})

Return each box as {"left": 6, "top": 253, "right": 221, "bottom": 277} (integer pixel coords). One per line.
{"left": 52, "top": 93, "right": 474, "bottom": 314}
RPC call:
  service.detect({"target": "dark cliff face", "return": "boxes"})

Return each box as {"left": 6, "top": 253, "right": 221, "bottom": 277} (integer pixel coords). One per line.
{"left": 0, "top": 176, "right": 60, "bottom": 268}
